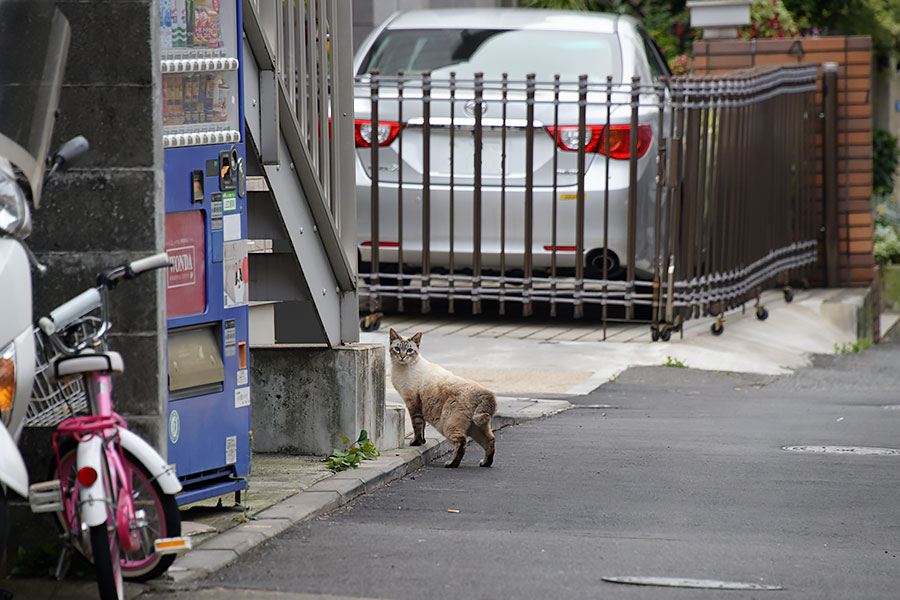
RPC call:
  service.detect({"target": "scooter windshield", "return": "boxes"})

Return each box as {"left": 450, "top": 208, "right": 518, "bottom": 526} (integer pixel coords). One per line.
{"left": 0, "top": 0, "right": 70, "bottom": 207}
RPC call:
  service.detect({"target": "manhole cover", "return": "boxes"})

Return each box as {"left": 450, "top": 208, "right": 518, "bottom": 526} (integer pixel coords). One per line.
{"left": 782, "top": 445, "right": 900, "bottom": 456}
{"left": 601, "top": 576, "right": 782, "bottom": 590}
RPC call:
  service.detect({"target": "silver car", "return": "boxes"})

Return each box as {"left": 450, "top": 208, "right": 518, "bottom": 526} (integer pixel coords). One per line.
{"left": 354, "top": 8, "right": 670, "bottom": 281}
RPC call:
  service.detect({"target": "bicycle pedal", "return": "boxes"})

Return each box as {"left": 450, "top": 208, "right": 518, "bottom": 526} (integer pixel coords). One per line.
{"left": 29, "top": 479, "right": 63, "bottom": 513}
{"left": 154, "top": 536, "right": 192, "bottom": 555}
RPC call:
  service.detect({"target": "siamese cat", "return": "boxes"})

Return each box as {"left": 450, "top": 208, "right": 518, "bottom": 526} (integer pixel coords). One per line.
{"left": 389, "top": 329, "right": 496, "bottom": 468}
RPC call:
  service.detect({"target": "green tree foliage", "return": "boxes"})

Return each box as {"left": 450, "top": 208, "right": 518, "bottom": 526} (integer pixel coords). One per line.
{"left": 781, "top": 0, "right": 900, "bottom": 64}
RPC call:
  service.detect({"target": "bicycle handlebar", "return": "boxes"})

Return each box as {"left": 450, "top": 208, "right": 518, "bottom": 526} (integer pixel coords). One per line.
{"left": 39, "top": 252, "right": 172, "bottom": 336}
{"left": 128, "top": 252, "right": 171, "bottom": 277}
{"left": 40, "top": 288, "right": 102, "bottom": 335}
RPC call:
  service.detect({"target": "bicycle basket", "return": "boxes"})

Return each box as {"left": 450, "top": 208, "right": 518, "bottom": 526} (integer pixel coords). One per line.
{"left": 26, "top": 317, "right": 105, "bottom": 427}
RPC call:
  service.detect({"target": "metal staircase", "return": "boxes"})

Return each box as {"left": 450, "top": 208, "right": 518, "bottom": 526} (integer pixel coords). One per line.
{"left": 241, "top": 0, "right": 357, "bottom": 347}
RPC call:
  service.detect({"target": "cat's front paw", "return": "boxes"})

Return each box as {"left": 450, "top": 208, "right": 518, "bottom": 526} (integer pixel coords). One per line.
{"left": 409, "top": 437, "right": 425, "bottom": 446}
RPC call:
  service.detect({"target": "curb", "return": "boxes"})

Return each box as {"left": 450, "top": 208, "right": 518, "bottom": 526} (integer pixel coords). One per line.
{"left": 162, "top": 398, "right": 571, "bottom": 586}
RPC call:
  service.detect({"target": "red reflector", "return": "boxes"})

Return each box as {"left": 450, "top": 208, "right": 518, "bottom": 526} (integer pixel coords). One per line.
{"left": 544, "top": 245, "right": 577, "bottom": 252}
{"left": 77, "top": 467, "right": 98, "bottom": 487}
{"left": 361, "top": 241, "right": 399, "bottom": 247}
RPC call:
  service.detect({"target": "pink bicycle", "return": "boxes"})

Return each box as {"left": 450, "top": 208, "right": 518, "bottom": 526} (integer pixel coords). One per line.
{"left": 27, "top": 253, "right": 189, "bottom": 599}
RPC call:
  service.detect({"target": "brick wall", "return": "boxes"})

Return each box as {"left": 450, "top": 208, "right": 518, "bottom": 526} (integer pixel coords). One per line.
{"left": 694, "top": 36, "right": 874, "bottom": 287}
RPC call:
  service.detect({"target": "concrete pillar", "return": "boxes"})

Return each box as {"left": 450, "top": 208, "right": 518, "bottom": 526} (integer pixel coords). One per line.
{"left": 27, "top": 1, "right": 166, "bottom": 450}
{"left": 7, "top": 0, "right": 164, "bottom": 572}
{"left": 250, "top": 344, "right": 385, "bottom": 455}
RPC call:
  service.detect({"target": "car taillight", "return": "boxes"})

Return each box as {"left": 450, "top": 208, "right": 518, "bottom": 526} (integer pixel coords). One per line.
{"left": 355, "top": 120, "right": 402, "bottom": 147}
{"left": 361, "top": 241, "right": 399, "bottom": 247}
{"left": 546, "top": 124, "right": 652, "bottom": 159}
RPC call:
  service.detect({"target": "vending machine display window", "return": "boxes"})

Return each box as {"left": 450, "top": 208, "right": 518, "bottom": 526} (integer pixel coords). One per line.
{"left": 160, "top": 0, "right": 240, "bottom": 147}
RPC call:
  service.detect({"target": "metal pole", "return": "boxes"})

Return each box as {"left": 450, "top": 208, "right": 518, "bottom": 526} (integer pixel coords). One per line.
{"left": 523, "top": 73, "right": 536, "bottom": 317}
{"left": 422, "top": 71, "right": 432, "bottom": 314}
{"left": 369, "top": 71, "right": 380, "bottom": 313}
{"left": 625, "top": 76, "right": 640, "bottom": 321}
{"left": 448, "top": 72, "right": 456, "bottom": 314}
{"left": 473, "top": 72, "right": 484, "bottom": 315}
{"left": 822, "top": 62, "right": 839, "bottom": 287}
{"left": 397, "top": 71, "right": 405, "bottom": 312}
{"left": 575, "top": 74, "right": 587, "bottom": 320}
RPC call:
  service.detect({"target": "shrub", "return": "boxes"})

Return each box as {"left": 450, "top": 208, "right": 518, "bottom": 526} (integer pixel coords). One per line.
{"left": 874, "top": 127, "right": 900, "bottom": 196}
{"left": 740, "top": 0, "right": 800, "bottom": 39}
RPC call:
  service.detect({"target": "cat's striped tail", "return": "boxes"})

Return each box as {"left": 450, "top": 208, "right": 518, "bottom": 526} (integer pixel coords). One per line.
{"left": 472, "top": 390, "right": 497, "bottom": 427}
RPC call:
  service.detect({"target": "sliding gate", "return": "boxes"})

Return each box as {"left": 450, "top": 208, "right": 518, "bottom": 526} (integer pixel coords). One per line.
{"left": 357, "top": 64, "right": 819, "bottom": 340}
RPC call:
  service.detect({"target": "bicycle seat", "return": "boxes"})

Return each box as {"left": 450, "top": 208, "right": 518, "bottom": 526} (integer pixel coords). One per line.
{"left": 54, "top": 351, "right": 125, "bottom": 378}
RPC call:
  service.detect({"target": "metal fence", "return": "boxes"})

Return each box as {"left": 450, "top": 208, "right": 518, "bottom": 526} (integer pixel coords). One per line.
{"left": 357, "top": 64, "right": 818, "bottom": 340}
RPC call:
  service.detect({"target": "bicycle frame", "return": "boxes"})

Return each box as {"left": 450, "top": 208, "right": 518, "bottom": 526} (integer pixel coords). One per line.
{"left": 53, "top": 372, "right": 143, "bottom": 552}
{"left": 31, "top": 253, "right": 189, "bottom": 595}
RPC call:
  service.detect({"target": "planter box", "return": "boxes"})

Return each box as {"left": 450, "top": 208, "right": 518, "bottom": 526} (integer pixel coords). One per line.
{"left": 688, "top": 0, "right": 752, "bottom": 39}
{"left": 687, "top": 0, "right": 752, "bottom": 28}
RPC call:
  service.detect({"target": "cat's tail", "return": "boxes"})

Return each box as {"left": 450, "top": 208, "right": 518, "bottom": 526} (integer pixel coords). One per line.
{"left": 472, "top": 390, "right": 497, "bottom": 427}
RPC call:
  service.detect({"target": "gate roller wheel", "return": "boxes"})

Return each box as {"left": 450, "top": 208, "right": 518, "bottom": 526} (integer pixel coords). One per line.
{"left": 755, "top": 306, "right": 769, "bottom": 321}
{"left": 783, "top": 288, "right": 794, "bottom": 303}
{"left": 650, "top": 327, "right": 660, "bottom": 342}
{"left": 661, "top": 327, "right": 672, "bottom": 342}
{"left": 360, "top": 313, "right": 383, "bottom": 332}
{"left": 711, "top": 320, "right": 724, "bottom": 336}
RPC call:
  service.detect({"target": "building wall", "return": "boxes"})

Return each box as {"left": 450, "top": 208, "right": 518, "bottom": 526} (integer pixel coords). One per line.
{"left": 28, "top": 1, "right": 166, "bottom": 450}
{"left": 694, "top": 37, "right": 875, "bottom": 288}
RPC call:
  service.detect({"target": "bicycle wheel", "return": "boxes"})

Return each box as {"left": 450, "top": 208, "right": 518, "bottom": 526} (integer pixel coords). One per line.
{"left": 117, "top": 450, "right": 181, "bottom": 581}
{"left": 55, "top": 444, "right": 182, "bottom": 582}
{"left": 90, "top": 452, "right": 124, "bottom": 600}
{"left": 0, "top": 487, "right": 8, "bottom": 566}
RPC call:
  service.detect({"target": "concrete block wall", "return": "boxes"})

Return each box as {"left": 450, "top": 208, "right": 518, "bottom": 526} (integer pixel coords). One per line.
{"left": 28, "top": 1, "right": 166, "bottom": 450}
{"left": 250, "top": 344, "right": 385, "bottom": 456}
{"left": 6, "top": 0, "right": 164, "bottom": 571}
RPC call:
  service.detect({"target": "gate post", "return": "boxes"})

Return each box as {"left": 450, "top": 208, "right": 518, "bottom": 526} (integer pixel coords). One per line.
{"left": 822, "top": 62, "right": 840, "bottom": 287}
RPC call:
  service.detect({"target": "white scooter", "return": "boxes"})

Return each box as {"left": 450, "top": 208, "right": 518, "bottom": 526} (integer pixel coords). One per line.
{"left": 0, "top": 131, "right": 90, "bottom": 557}
{"left": 0, "top": 0, "right": 75, "bottom": 561}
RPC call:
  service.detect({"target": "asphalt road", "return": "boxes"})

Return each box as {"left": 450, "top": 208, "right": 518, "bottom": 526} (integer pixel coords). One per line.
{"left": 159, "top": 342, "right": 900, "bottom": 599}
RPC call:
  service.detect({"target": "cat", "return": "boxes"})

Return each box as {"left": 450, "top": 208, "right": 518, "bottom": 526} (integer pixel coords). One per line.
{"left": 388, "top": 329, "right": 496, "bottom": 468}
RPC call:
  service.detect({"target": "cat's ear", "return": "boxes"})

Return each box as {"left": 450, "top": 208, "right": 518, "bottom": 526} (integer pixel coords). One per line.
{"left": 389, "top": 328, "right": 399, "bottom": 342}
{"left": 411, "top": 332, "right": 423, "bottom": 347}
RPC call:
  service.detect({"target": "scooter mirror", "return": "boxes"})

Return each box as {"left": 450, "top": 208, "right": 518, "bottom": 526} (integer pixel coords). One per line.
{"left": 46, "top": 135, "right": 89, "bottom": 180}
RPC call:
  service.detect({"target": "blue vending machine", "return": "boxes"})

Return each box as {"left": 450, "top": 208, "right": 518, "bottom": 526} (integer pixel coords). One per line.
{"left": 160, "top": 0, "right": 250, "bottom": 505}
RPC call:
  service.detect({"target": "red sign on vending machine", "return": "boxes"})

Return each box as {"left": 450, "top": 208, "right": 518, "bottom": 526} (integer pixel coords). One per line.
{"left": 165, "top": 210, "right": 207, "bottom": 318}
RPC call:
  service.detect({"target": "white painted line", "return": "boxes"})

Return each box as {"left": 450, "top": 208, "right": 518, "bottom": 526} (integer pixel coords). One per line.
{"left": 782, "top": 445, "right": 900, "bottom": 456}
{"left": 602, "top": 576, "right": 782, "bottom": 590}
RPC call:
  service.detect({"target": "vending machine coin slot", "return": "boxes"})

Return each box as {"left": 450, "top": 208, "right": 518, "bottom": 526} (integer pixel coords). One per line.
{"left": 219, "top": 146, "right": 238, "bottom": 191}
{"left": 191, "top": 170, "right": 204, "bottom": 203}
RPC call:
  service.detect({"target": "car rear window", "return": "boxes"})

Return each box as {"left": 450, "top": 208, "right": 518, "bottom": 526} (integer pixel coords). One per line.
{"left": 358, "top": 28, "right": 622, "bottom": 83}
